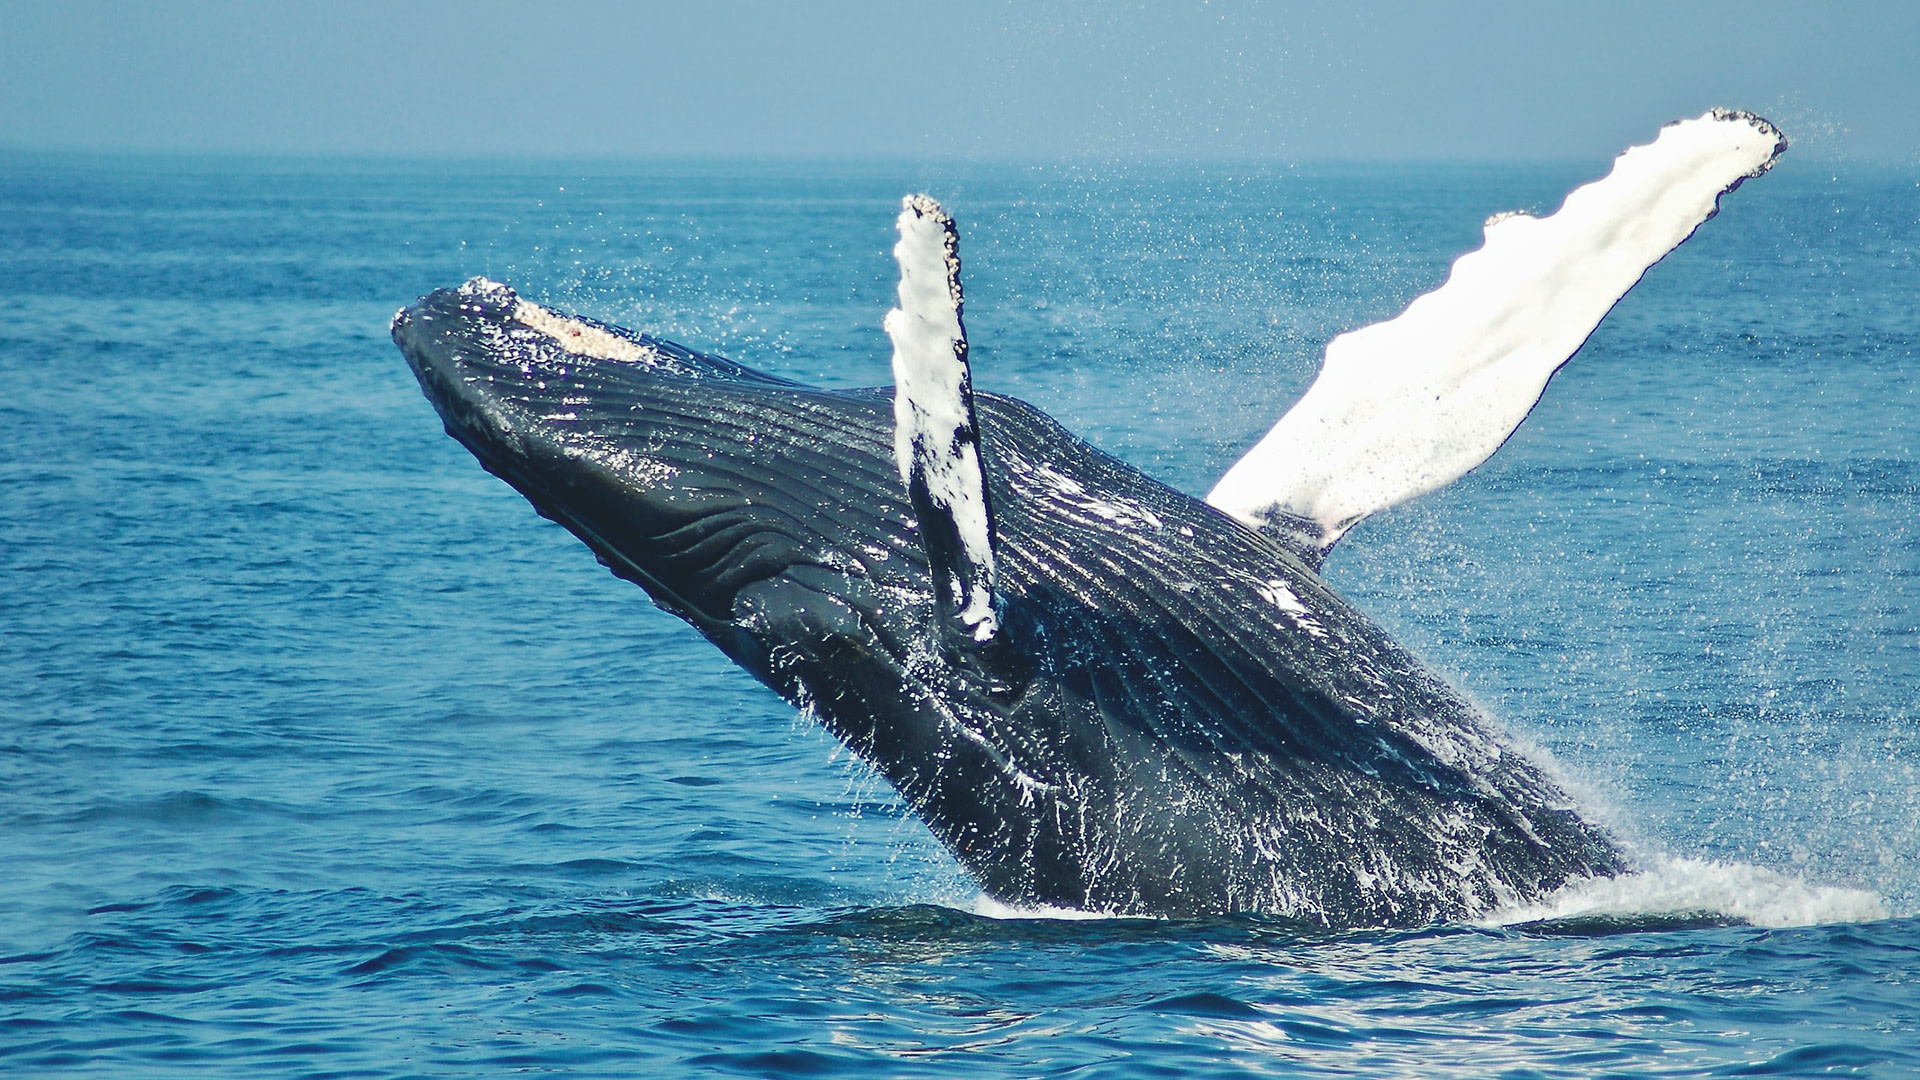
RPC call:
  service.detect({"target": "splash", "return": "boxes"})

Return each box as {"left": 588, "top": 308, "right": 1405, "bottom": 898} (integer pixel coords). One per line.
{"left": 1486, "top": 855, "right": 1888, "bottom": 929}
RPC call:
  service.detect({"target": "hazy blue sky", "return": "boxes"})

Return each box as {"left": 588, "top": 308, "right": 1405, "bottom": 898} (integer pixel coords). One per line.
{"left": 4, "top": 0, "right": 1916, "bottom": 162}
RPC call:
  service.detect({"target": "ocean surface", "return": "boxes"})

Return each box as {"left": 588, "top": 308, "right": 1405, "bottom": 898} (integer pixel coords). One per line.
{"left": 2, "top": 149, "right": 1916, "bottom": 1077}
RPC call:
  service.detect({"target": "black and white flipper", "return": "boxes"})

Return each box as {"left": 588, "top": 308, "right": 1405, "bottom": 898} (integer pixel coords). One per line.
{"left": 1207, "top": 109, "right": 1788, "bottom": 559}
{"left": 885, "top": 195, "right": 1002, "bottom": 645}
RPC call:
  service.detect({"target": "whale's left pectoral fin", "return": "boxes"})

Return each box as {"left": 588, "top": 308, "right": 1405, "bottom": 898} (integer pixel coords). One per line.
{"left": 1207, "top": 109, "right": 1788, "bottom": 560}
{"left": 886, "top": 195, "right": 1008, "bottom": 659}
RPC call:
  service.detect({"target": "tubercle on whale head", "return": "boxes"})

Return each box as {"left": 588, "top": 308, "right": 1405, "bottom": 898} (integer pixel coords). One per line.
{"left": 392, "top": 277, "right": 720, "bottom": 386}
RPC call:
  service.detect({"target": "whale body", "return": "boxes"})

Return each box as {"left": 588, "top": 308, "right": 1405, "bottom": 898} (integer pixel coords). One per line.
{"left": 393, "top": 111, "right": 1785, "bottom": 926}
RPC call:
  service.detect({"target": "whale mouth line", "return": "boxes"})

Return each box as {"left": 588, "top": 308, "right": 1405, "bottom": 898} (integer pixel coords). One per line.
{"left": 503, "top": 472, "right": 742, "bottom": 640}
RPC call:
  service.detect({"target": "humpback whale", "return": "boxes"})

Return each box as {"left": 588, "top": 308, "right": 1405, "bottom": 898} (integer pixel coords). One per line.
{"left": 393, "top": 111, "right": 1785, "bottom": 926}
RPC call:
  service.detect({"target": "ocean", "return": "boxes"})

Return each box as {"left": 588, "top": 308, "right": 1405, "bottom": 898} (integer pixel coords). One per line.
{"left": 2, "top": 150, "right": 1916, "bottom": 1076}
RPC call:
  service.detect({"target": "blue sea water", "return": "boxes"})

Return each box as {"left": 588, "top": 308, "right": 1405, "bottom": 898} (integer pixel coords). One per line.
{"left": 2, "top": 150, "right": 1917, "bottom": 1077}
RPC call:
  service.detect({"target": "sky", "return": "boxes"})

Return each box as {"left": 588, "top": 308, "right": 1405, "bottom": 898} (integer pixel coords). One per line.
{"left": 3, "top": 0, "right": 1916, "bottom": 163}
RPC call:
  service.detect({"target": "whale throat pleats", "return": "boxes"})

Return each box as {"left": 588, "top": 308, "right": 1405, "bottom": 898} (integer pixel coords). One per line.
{"left": 1206, "top": 109, "right": 1788, "bottom": 558}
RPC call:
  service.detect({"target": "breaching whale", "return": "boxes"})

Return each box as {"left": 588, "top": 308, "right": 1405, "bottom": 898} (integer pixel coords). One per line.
{"left": 393, "top": 110, "right": 1785, "bottom": 926}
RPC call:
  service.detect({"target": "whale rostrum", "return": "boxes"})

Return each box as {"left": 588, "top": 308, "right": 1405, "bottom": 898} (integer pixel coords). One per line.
{"left": 393, "top": 110, "right": 1785, "bottom": 926}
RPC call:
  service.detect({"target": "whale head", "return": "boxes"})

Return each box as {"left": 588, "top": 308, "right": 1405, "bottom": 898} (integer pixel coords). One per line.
{"left": 392, "top": 278, "right": 917, "bottom": 676}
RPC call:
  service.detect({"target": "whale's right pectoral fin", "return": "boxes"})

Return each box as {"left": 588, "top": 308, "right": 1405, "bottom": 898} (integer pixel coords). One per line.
{"left": 1206, "top": 109, "right": 1788, "bottom": 560}
{"left": 886, "top": 195, "right": 1015, "bottom": 678}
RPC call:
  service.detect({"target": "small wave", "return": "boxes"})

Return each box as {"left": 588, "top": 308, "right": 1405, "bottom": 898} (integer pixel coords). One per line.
{"left": 1486, "top": 856, "right": 1889, "bottom": 929}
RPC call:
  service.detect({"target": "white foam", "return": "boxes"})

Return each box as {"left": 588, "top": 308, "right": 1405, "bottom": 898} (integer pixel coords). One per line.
{"left": 1485, "top": 855, "right": 1888, "bottom": 929}
{"left": 1257, "top": 578, "right": 1329, "bottom": 638}
{"left": 1208, "top": 110, "right": 1786, "bottom": 550}
{"left": 970, "top": 894, "right": 1145, "bottom": 921}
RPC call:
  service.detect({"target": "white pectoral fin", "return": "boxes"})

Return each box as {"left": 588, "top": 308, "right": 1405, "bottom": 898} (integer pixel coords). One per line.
{"left": 886, "top": 194, "right": 1001, "bottom": 643}
{"left": 1206, "top": 109, "right": 1787, "bottom": 554}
